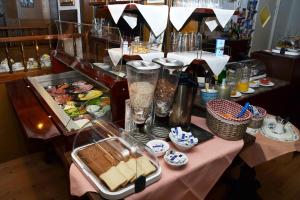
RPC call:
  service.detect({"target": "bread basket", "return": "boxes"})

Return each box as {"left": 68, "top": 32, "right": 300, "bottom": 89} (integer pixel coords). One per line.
{"left": 206, "top": 99, "right": 252, "bottom": 140}
{"left": 248, "top": 106, "right": 267, "bottom": 129}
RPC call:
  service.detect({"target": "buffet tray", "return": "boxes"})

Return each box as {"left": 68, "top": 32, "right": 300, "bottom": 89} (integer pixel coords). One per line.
{"left": 71, "top": 137, "right": 162, "bottom": 200}
{"left": 27, "top": 71, "right": 111, "bottom": 132}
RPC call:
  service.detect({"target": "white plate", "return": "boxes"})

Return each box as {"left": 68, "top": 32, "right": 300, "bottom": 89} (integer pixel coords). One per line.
{"left": 260, "top": 81, "right": 275, "bottom": 87}
{"left": 287, "top": 48, "right": 300, "bottom": 52}
{"left": 249, "top": 80, "right": 259, "bottom": 88}
{"left": 241, "top": 88, "right": 255, "bottom": 94}
{"left": 93, "top": 63, "right": 111, "bottom": 70}
{"left": 164, "top": 149, "right": 188, "bottom": 167}
{"left": 146, "top": 139, "right": 169, "bottom": 157}
{"left": 261, "top": 116, "right": 299, "bottom": 142}
{"left": 230, "top": 91, "right": 242, "bottom": 98}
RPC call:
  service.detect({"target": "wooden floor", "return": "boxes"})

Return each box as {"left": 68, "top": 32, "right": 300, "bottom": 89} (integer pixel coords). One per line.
{"left": 207, "top": 152, "right": 300, "bottom": 200}
{"left": 256, "top": 153, "right": 300, "bottom": 200}
{"left": 0, "top": 152, "right": 69, "bottom": 200}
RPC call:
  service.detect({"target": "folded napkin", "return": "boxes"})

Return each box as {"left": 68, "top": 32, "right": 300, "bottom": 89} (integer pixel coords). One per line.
{"left": 202, "top": 51, "right": 230, "bottom": 76}
{"left": 167, "top": 51, "right": 230, "bottom": 76}
{"left": 138, "top": 51, "right": 164, "bottom": 62}
{"left": 213, "top": 8, "right": 235, "bottom": 28}
{"left": 170, "top": 7, "right": 196, "bottom": 31}
{"left": 108, "top": 48, "right": 123, "bottom": 67}
{"left": 205, "top": 18, "right": 218, "bottom": 32}
{"left": 136, "top": 4, "right": 168, "bottom": 37}
{"left": 107, "top": 4, "right": 128, "bottom": 24}
{"left": 123, "top": 13, "right": 138, "bottom": 29}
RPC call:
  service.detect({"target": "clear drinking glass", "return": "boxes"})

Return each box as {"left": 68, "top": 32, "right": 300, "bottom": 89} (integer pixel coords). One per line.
{"left": 226, "top": 68, "right": 238, "bottom": 96}
{"left": 195, "top": 32, "right": 202, "bottom": 50}
{"left": 176, "top": 32, "right": 183, "bottom": 52}
{"left": 170, "top": 32, "right": 177, "bottom": 52}
{"left": 182, "top": 33, "right": 188, "bottom": 52}
{"left": 188, "top": 32, "right": 196, "bottom": 51}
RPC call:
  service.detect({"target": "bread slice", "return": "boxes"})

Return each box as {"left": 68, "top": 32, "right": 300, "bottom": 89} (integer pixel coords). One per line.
{"left": 126, "top": 156, "right": 156, "bottom": 182}
{"left": 126, "top": 158, "right": 145, "bottom": 182}
{"left": 116, "top": 161, "right": 136, "bottom": 183}
{"left": 99, "top": 166, "right": 127, "bottom": 191}
{"left": 137, "top": 156, "right": 156, "bottom": 176}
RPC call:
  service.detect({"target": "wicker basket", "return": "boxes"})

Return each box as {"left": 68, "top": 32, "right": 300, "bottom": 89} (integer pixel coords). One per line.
{"left": 206, "top": 99, "right": 252, "bottom": 140}
{"left": 248, "top": 106, "right": 267, "bottom": 129}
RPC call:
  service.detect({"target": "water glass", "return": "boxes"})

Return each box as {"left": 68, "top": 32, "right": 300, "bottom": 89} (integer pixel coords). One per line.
{"left": 170, "top": 32, "right": 177, "bottom": 52}
{"left": 182, "top": 33, "right": 189, "bottom": 52}
{"left": 176, "top": 32, "right": 183, "bottom": 52}
{"left": 188, "top": 32, "right": 195, "bottom": 51}
{"left": 195, "top": 32, "right": 202, "bottom": 50}
{"left": 226, "top": 69, "right": 238, "bottom": 96}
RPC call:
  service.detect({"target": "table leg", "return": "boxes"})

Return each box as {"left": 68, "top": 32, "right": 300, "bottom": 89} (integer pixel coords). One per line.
{"left": 227, "top": 161, "right": 262, "bottom": 200}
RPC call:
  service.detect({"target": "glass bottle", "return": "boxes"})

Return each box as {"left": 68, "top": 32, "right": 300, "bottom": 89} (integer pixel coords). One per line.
{"left": 217, "top": 68, "right": 226, "bottom": 84}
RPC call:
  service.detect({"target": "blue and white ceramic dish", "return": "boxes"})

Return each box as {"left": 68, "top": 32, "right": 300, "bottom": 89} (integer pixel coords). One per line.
{"left": 146, "top": 139, "right": 170, "bottom": 157}
{"left": 164, "top": 149, "right": 188, "bottom": 167}
{"left": 169, "top": 127, "right": 198, "bottom": 151}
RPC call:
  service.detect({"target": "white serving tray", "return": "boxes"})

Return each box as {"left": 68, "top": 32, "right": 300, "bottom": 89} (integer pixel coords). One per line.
{"left": 71, "top": 137, "right": 162, "bottom": 200}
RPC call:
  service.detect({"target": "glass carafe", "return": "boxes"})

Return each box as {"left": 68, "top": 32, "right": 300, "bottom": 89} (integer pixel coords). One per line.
{"left": 126, "top": 61, "right": 161, "bottom": 124}
{"left": 226, "top": 68, "right": 238, "bottom": 96}
{"left": 237, "top": 64, "right": 250, "bottom": 92}
{"left": 152, "top": 58, "right": 184, "bottom": 117}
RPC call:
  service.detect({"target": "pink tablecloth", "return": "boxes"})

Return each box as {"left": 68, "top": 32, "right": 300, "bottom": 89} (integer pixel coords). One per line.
{"left": 69, "top": 116, "right": 244, "bottom": 200}
{"left": 239, "top": 129, "right": 300, "bottom": 168}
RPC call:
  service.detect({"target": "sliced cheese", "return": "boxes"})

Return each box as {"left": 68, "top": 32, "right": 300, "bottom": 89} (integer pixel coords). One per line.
{"left": 99, "top": 166, "right": 127, "bottom": 191}
{"left": 116, "top": 161, "right": 135, "bottom": 182}
{"left": 137, "top": 156, "right": 156, "bottom": 176}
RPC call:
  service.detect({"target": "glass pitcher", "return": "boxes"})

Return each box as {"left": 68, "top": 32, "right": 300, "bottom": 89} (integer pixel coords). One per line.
{"left": 237, "top": 64, "right": 250, "bottom": 92}
{"left": 126, "top": 61, "right": 161, "bottom": 124}
{"left": 226, "top": 68, "right": 238, "bottom": 96}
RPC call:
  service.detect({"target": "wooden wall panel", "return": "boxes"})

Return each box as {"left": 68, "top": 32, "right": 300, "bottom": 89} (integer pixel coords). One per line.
{"left": 0, "top": 84, "right": 28, "bottom": 163}
{"left": 81, "top": 0, "right": 93, "bottom": 24}
{"left": 16, "top": 0, "right": 44, "bottom": 19}
{"left": 3, "top": 0, "right": 18, "bottom": 20}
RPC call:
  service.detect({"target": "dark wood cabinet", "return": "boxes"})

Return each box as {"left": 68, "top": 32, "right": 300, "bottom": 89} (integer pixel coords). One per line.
{"left": 251, "top": 51, "right": 300, "bottom": 127}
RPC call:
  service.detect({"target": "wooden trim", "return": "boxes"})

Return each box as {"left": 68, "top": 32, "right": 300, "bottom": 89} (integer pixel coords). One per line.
{"left": 0, "top": 24, "right": 50, "bottom": 30}
{"left": 0, "top": 34, "right": 81, "bottom": 43}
